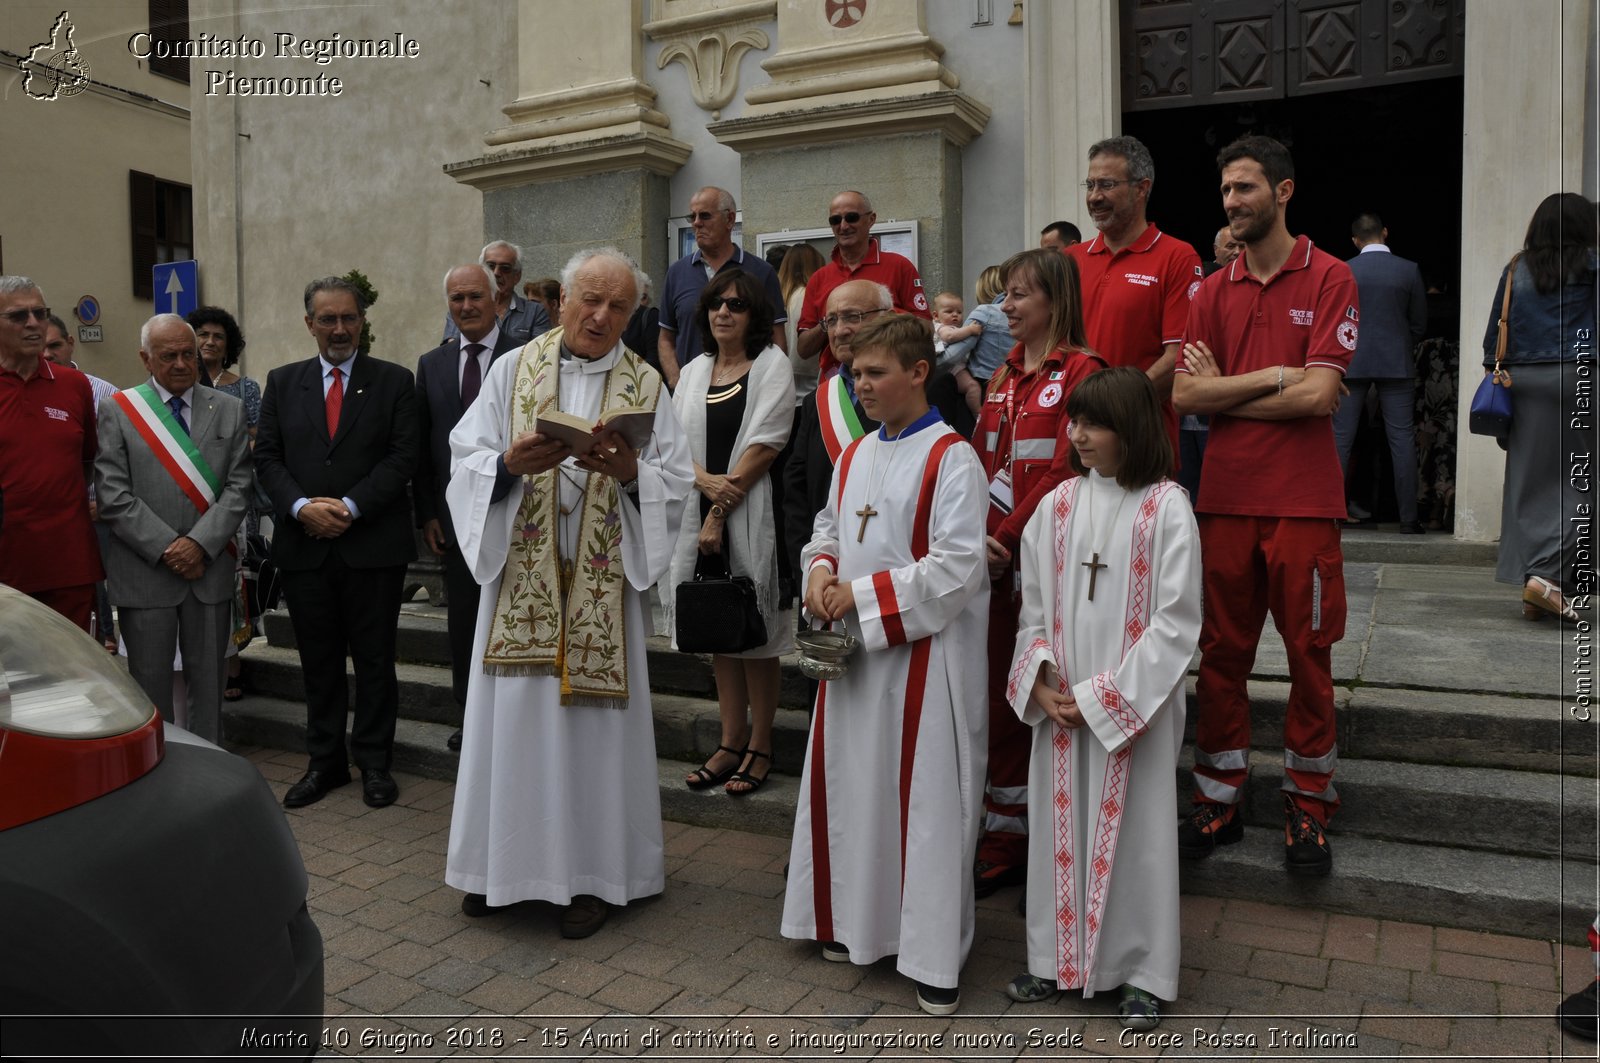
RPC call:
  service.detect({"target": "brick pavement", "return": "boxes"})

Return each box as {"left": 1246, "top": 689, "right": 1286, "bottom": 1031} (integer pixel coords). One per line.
{"left": 246, "top": 749, "right": 1592, "bottom": 1060}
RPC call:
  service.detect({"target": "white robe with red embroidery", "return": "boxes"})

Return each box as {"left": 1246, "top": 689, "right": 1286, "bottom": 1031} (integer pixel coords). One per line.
{"left": 781, "top": 417, "right": 990, "bottom": 989}
{"left": 1007, "top": 470, "right": 1201, "bottom": 1000}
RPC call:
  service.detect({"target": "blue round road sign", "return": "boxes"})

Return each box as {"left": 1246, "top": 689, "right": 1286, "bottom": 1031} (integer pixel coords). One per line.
{"left": 75, "top": 296, "right": 100, "bottom": 326}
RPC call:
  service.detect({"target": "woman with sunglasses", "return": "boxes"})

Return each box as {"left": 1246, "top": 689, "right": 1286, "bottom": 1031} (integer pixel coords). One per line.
{"left": 667, "top": 270, "right": 796, "bottom": 795}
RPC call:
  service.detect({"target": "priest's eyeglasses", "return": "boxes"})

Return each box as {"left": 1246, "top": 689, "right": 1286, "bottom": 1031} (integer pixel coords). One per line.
{"left": 821, "top": 308, "right": 887, "bottom": 330}
{"left": 1083, "top": 178, "right": 1139, "bottom": 193}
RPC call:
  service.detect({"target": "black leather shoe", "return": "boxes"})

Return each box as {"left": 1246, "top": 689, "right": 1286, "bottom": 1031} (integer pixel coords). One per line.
{"left": 1399, "top": 521, "right": 1426, "bottom": 535}
{"left": 559, "top": 895, "right": 610, "bottom": 939}
{"left": 283, "top": 768, "right": 351, "bottom": 808}
{"left": 361, "top": 768, "right": 399, "bottom": 808}
{"left": 447, "top": 729, "right": 463, "bottom": 752}
{"left": 461, "top": 892, "right": 508, "bottom": 918}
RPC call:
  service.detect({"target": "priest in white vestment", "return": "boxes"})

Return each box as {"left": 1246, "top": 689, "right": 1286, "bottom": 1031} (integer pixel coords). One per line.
{"left": 1004, "top": 366, "right": 1202, "bottom": 1027}
{"left": 780, "top": 314, "right": 989, "bottom": 1016}
{"left": 444, "top": 249, "right": 693, "bottom": 938}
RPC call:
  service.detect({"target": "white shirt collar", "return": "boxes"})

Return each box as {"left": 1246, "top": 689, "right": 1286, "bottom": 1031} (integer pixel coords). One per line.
{"left": 559, "top": 339, "right": 623, "bottom": 375}
{"left": 149, "top": 377, "right": 189, "bottom": 408}
{"left": 1358, "top": 242, "right": 1391, "bottom": 255}
{"left": 459, "top": 324, "right": 501, "bottom": 354}
{"left": 318, "top": 353, "right": 355, "bottom": 377}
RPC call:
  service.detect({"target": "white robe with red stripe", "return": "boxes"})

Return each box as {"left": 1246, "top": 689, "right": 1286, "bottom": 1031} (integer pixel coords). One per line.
{"left": 781, "top": 417, "right": 989, "bottom": 989}
{"left": 1007, "top": 470, "right": 1201, "bottom": 1001}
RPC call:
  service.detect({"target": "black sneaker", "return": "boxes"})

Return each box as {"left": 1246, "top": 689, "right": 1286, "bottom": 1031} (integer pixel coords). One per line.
{"left": 914, "top": 980, "right": 960, "bottom": 1016}
{"left": 1558, "top": 979, "right": 1599, "bottom": 1041}
{"left": 1283, "top": 796, "right": 1333, "bottom": 877}
{"left": 1177, "top": 802, "right": 1242, "bottom": 859}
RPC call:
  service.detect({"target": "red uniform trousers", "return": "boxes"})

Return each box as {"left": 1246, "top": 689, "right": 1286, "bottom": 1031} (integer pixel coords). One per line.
{"left": 29, "top": 584, "right": 95, "bottom": 635}
{"left": 1192, "top": 515, "right": 1345, "bottom": 825}
{"left": 977, "top": 576, "right": 1029, "bottom": 868}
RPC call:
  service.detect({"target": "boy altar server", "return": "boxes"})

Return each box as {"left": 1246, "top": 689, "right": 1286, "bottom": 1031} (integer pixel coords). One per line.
{"left": 1003, "top": 366, "right": 1202, "bottom": 1030}
{"left": 783, "top": 314, "right": 989, "bottom": 1016}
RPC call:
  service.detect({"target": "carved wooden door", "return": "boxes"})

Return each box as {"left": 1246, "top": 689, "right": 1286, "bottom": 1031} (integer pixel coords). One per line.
{"left": 1122, "top": 0, "right": 1464, "bottom": 112}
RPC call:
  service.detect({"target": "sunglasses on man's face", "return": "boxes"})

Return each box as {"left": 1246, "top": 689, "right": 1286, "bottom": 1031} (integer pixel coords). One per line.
{"left": 828, "top": 211, "right": 866, "bottom": 227}
{"left": 2, "top": 307, "right": 50, "bottom": 324}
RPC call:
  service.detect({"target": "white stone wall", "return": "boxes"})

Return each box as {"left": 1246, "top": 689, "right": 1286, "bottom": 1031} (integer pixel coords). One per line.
{"left": 2, "top": 0, "right": 192, "bottom": 387}
{"left": 189, "top": 0, "right": 515, "bottom": 377}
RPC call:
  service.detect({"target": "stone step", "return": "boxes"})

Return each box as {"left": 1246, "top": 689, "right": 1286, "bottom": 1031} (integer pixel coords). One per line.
{"left": 220, "top": 694, "right": 1590, "bottom": 942}
{"left": 1179, "top": 750, "right": 1594, "bottom": 861}
{"left": 225, "top": 684, "right": 1587, "bottom": 861}
{"left": 1175, "top": 827, "right": 1593, "bottom": 943}
{"left": 240, "top": 639, "right": 1595, "bottom": 780}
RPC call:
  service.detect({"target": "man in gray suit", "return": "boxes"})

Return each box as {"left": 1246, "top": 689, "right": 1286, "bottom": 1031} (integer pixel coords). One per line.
{"left": 95, "top": 314, "right": 253, "bottom": 742}
{"left": 1333, "top": 213, "right": 1429, "bottom": 533}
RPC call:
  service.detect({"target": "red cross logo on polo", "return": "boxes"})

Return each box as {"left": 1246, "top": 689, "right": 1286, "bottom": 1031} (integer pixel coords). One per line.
{"left": 826, "top": 0, "right": 867, "bottom": 28}
{"left": 1337, "top": 320, "right": 1358, "bottom": 350}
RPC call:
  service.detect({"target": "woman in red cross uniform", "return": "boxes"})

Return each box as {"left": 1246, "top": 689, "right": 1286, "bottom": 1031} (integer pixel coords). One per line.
{"left": 971, "top": 248, "right": 1105, "bottom": 895}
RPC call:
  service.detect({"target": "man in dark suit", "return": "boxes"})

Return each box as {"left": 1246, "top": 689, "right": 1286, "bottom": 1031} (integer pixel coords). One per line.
{"left": 441, "top": 240, "right": 551, "bottom": 347}
{"left": 1333, "top": 213, "right": 1428, "bottom": 533}
{"left": 415, "top": 264, "right": 522, "bottom": 752}
{"left": 256, "top": 276, "right": 420, "bottom": 808}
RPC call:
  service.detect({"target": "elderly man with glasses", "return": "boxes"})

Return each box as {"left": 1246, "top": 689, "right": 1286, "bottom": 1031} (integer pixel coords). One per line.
{"left": 795, "top": 190, "right": 931, "bottom": 379}
{"left": 442, "top": 240, "right": 551, "bottom": 349}
{"left": 0, "top": 275, "right": 103, "bottom": 631}
{"left": 657, "top": 185, "right": 787, "bottom": 390}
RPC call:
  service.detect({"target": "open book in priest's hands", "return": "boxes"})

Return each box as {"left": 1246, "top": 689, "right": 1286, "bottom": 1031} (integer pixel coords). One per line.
{"left": 534, "top": 407, "right": 654, "bottom": 453}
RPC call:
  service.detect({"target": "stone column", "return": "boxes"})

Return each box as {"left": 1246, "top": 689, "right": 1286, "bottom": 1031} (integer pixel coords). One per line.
{"left": 705, "top": 0, "right": 989, "bottom": 294}
{"left": 1021, "top": 1, "right": 1120, "bottom": 238}
{"left": 445, "top": 0, "right": 691, "bottom": 284}
{"left": 1455, "top": 0, "right": 1594, "bottom": 542}
{"left": 189, "top": 0, "right": 242, "bottom": 318}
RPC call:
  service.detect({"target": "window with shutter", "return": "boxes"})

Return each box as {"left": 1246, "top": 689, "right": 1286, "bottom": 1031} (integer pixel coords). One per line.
{"left": 147, "top": 0, "right": 190, "bottom": 84}
{"left": 129, "top": 170, "right": 193, "bottom": 300}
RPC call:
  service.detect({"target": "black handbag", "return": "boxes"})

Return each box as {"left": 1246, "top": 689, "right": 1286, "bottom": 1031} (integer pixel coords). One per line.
{"left": 675, "top": 550, "right": 767, "bottom": 654}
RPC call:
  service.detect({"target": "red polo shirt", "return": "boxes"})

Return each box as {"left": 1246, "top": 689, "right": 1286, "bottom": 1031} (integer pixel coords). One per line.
{"left": 799, "top": 237, "right": 931, "bottom": 376}
{"left": 1069, "top": 224, "right": 1202, "bottom": 459}
{"left": 0, "top": 357, "right": 103, "bottom": 592}
{"left": 1178, "top": 235, "right": 1359, "bottom": 519}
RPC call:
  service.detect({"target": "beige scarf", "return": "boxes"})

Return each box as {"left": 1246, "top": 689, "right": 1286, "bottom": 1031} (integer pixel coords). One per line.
{"left": 482, "top": 328, "right": 661, "bottom": 707}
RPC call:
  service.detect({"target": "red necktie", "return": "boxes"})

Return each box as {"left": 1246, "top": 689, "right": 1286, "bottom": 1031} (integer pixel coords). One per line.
{"left": 326, "top": 366, "right": 343, "bottom": 436}
{"left": 461, "top": 343, "right": 484, "bottom": 408}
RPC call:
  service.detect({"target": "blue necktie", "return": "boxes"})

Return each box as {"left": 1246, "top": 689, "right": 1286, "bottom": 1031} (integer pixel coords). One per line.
{"left": 168, "top": 395, "right": 189, "bottom": 435}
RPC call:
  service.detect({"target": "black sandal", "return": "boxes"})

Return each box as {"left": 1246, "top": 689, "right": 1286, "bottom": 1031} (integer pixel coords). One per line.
{"left": 726, "top": 749, "right": 771, "bottom": 797}
{"left": 686, "top": 745, "right": 744, "bottom": 790}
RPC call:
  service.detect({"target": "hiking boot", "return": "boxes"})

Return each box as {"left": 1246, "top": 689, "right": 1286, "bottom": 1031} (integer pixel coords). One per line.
{"left": 1283, "top": 796, "right": 1333, "bottom": 877}
{"left": 1177, "top": 802, "right": 1242, "bottom": 860}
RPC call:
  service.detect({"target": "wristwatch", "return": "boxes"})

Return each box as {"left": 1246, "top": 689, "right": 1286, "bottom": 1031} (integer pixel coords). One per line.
{"left": 710, "top": 503, "right": 726, "bottom": 518}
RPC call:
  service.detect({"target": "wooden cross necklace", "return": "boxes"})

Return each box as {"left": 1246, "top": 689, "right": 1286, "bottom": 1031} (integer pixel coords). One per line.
{"left": 1079, "top": 475, "right": 1128, "bottom": 601}
{"left": 855, "top": 430, "right": 902, "bottom": 542}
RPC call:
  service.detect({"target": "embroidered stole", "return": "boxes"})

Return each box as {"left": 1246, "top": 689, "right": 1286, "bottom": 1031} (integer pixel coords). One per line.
{"left": 816, "top": 372, "right": 868, "bottom": 463}
{"left": 481, "top": 329, "right": 661, "bottom": 708}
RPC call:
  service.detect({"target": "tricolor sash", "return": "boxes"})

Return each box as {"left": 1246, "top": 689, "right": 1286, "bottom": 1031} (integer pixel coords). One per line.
{"left": 113, "top": 384, "right": 222, "bottom": 516}
{"left": 816, "top": 372, "right": 867, "bottom": 463}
